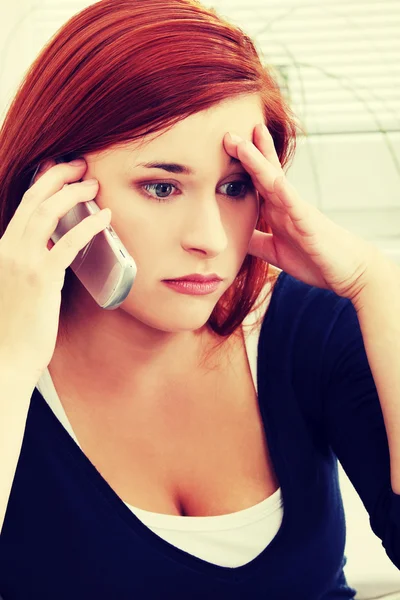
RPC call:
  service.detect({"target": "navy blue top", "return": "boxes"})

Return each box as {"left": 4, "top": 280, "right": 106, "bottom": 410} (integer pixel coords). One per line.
{"left": 1, "top": 270, "right": 400, "bottom": 599}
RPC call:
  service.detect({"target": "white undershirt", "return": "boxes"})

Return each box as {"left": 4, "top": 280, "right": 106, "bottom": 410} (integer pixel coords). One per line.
{"left": 36, "top": 287, "right": 283, "bottom": 567}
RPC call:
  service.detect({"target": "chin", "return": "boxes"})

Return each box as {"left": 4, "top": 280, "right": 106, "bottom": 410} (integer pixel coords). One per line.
{"left": 119, "top": 299, "right": 215, "bottom": 332}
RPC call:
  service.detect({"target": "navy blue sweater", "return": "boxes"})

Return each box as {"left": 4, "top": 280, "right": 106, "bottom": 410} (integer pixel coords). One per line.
{"left": 1, "top": 270, "right": 400, "bottom": 599}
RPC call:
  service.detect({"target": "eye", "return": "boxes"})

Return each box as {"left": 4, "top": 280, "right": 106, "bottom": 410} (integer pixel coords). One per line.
{"left": 219, "top": 181, "right": 252, "bottom": 199}
{"left": 141, "top": 180, "right": 254, "bottom": 203}
{"left": 142, "top": 182, "right": 177, "bottom": 202}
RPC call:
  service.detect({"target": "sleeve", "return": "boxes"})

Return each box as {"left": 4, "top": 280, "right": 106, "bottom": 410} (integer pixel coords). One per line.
{"left": 321, "top": 297, "right": 400, "bottom": 569}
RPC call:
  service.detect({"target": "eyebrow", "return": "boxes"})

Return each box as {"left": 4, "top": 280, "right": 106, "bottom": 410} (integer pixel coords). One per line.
{"left": 135, "top": 155, "right": 242, "bottom": 175}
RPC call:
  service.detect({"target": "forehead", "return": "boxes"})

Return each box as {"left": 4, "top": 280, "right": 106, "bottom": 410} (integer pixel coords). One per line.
{"left": 120, "top": 94, "right": 264, "bottom": 171}
{"left": 150, "top": 94, "right": 263, "bottom": 143}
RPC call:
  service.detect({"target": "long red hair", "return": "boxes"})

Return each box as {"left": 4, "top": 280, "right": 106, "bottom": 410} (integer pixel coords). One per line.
{"left": 0, "top": 0, "right": 299, "bottom": 341}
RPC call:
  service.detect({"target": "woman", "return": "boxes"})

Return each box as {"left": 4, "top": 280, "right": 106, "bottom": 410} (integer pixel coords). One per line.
{"left": 0, "top": 0, "right": 399, "bottom": 598}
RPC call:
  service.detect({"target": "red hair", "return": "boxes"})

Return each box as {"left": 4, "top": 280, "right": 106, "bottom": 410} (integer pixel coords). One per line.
{"left": 0, "top": 0, "right": 299, "bottom": 340}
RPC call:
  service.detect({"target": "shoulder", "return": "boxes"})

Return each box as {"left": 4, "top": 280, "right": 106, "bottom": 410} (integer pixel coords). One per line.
{"left": 258, "top": 268, "right": 355, "bottom": 359}
{"left": 259, "top": 271, "right": 359, "bottom": 432}
{"left": 247, "top": 267, "right": 353, "bottom": 347}
{"left": 267, "top": 268, "right": 349, "bottom": 320}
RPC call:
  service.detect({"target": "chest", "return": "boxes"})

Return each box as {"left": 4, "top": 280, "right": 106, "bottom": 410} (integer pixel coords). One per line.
{"left": 50, "top": 330, "right": 280, "bottom": 517}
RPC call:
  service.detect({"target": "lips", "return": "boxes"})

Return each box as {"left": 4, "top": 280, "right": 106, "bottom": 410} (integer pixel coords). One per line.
{"left": 164, "top": 274, "right": 222, "bottom": 283}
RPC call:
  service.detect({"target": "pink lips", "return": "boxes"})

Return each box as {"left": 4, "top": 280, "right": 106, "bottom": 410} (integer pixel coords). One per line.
{"left": 164, "top": 273, "right": 222, "bottom": 283}
{"left": 162, "top": 279, "right": 222, "bottom": 295}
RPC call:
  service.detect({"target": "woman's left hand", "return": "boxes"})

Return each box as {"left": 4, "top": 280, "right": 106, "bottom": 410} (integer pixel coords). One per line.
{"left": 223, "top": 123, "right": 386, "bottom": 303}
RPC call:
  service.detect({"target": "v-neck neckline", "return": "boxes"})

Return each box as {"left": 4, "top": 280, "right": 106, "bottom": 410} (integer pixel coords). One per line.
{"left": 31, "top": 270, "right": 293, "bottom": 582}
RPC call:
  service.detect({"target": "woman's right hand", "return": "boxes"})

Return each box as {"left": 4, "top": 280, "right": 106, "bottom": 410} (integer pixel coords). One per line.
{"left": 0, "top": 158, "right": 111, "bottom": 380}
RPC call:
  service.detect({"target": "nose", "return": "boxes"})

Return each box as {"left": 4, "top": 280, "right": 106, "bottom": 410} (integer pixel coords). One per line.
{"left": 181, "top": 198, "right": 228, "bottom": 257}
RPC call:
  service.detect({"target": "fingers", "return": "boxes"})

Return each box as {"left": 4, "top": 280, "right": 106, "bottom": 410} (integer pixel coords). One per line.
{"left": 24, "top": 178, "right": 100, "bottom": 250}
{"left": 31, "top": 162, "right": 56, "bottom": 251}
{"left": 9, "top": 161, "right": 87, "bottom": 235}
{"left": 49, "top": 207, "right": 111, "bottom": 272}
{"left": 31, "top": 159, "right": 76, "bottom": 250}
{"left": 1, "top": 156, "right": 111, "bottom": 274}
{"left": 7, "top": 161, "right": 88, "bottom": 241}
{"left": 223, "top": 124, "right": 285, "bottom": 210}
{"left": 223, "top": 123, "right": 322, "bottom": 246}
{"left": 23, "top": 160, "right": 87, "bottom": 212}
{"left": 252, "top": 123, "right": 284, "bottom": 173}
{"left": 35, "top": 159, "right": 56, "bottom": 180}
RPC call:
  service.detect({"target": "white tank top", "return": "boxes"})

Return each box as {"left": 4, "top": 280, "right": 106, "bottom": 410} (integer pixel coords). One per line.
{"left": 36, "top": 290, "right": 283, "bottom": 568}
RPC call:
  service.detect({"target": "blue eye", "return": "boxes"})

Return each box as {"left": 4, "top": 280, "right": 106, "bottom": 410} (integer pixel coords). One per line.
{"left": 141, "top": 180, "right": 253, "bottom": 202}
{"left": 143, "top": 182, "right": 176, "bottom": 201}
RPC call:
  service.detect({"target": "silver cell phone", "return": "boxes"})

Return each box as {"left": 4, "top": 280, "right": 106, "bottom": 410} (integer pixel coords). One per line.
{"left": 28, "top": 156, "right": 137, "bottom": 310}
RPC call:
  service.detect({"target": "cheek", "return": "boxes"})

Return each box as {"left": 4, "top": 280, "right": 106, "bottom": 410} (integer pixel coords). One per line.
{"left": 229, "top": 204, "right": 258, "bottom": 251}
{"left": 240, "top": 200, "right": 260, "bottom": 236}
{"left": 113, "top": 216, "right": 166, "bottom": 267}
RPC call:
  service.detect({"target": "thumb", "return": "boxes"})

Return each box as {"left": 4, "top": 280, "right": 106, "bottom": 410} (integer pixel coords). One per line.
{"left": 247, "top": 229, "right": 273, "bottom": 260}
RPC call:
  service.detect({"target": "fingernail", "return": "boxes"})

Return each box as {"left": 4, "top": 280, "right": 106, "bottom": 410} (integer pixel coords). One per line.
{"left": 69, "top": 158, "right": 86, "bottom": 166}
{"left": 227, "top": 132, "right": 243, "bottom": 144}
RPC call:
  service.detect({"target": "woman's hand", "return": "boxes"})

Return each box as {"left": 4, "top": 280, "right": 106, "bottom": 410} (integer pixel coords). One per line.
{"left": 223, "top": 123, "right": 387, "bottom": 303}
{"left": 0, "top": 159, "right": 110, "bottom": 377}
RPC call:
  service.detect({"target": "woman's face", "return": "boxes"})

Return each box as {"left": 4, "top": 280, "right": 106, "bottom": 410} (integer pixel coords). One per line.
{"left": 83, "top": 94, "right": 264, "bottom": 333}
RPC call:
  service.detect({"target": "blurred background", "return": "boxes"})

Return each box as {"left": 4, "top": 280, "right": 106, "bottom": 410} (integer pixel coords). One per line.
{"left": 1, "top": 0, "right": 399, "bottom": 597}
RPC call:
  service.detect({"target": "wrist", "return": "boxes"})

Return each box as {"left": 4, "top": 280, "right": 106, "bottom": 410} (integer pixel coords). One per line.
{"left": 350, "top": 255, "right": 400, "bottom": 313}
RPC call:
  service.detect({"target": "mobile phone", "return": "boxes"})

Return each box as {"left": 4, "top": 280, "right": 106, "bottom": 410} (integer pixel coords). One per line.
{"left": 28, "top": 156, "right": 137, "bottom": 310}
